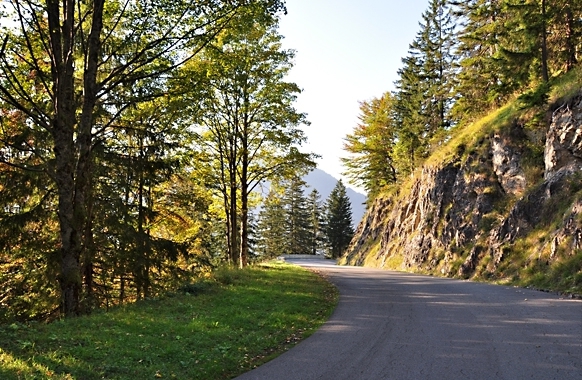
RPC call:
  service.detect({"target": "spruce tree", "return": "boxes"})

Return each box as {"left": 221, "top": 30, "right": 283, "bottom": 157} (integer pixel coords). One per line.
{"left": 393, "top": 52, "right": 425, "bottom": 176}
{"left": 306, "top": 189, "right": 325, "bottom": 255}
{"left": 256, "top": 188, "right": 287, "bottom": 259}
{"left": 324, "top": 180, "right": 354, "bottom": 259}
{"left": 393, "top": 0, "right": 457, "bottom": 174}
{"left": 452, "top": 0, "right": 507, "bottom": 122}
{"left": 420, "top": 0, "right": 457, "bottom": 133}
{"left": 282, "top": 176, "right": 311, "bottom": 255}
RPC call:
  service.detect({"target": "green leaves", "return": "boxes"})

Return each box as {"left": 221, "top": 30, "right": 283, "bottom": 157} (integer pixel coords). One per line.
{"left": 184, "top": 7, "right": 314, "bottom": 265}
{"left": 342, "top": 92, "right": 398, "bottom": 198}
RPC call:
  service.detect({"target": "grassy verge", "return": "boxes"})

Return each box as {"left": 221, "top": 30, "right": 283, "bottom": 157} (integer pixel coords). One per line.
{"left": 0, "top": 261, "right": 338, "bottom": 380}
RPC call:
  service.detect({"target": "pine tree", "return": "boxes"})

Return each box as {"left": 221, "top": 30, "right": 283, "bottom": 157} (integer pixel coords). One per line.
{"left": 256, "top": 188, "right": 287, "bottom": 259}
{"left": 324, "top": 180, "right": 354, "bottom": 259}
{"left": 393, "top": 0, "right": 457, "bottom": 173}
{"left": 306, "top": 189, "right": 325, "bottom": 255}
{"left": 452, "top": 0, "right": 507, "bottom": 122}
{"left": 420, "top": 0, "right": 457, "bottom": 133}
{"left": 282, "top": 176, "right": 311, "bottom": 255}
{"left": 551, "top": 0, "right": 581, "bottom": 72}
{"left": 393, "top": 51, "right": 425, "bottom": 176}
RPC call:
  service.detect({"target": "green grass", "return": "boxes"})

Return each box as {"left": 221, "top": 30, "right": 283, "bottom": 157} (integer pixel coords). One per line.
{"left": 0, "top": 261, "right": 338, "bottom": 380}
{"left": 523, "top": 251, "right": 582, "bottom": 294}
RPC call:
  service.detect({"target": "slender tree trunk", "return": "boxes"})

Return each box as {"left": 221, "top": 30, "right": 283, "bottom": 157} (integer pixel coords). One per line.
{"left": 119, "top": 276, "right": 125, "bottom": 304}
{"left": 217, "top": 141, "right": 232, "bottom": 264}
{"left": 239, "top": 130, "right": 249, "bottom": 268}
{"left": 78, "top": 0, "right": 103, "bottom": 313}
{"left": 564, "top": 5, "right": 578, "bottom": 71}
{"left": 46, "top": 0, "right": 104, "bottom": 317}
{"left": 47, "top": 0, "right": 81, "bottom": 317}
{"left": 137, "top": 135, "right": 151, "bottom": 299}
{"left": 540, "top": 0, "right": 549, "bottom": 82}
{"left": 223, "top": 193, "right": 232, "bottom": 265}
{"left": 228, "top": 128, "right": 239, "bottom": 265}
{"left": 82, "top": 182, "right": 95, "bottom": 313}
{"left": 229, "top": 174, "right": 238, "bottom": 265}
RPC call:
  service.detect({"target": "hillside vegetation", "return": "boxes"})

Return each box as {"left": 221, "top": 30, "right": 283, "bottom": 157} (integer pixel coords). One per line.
{"left": 342, "top": 67, "right": 582, "bottom": 296}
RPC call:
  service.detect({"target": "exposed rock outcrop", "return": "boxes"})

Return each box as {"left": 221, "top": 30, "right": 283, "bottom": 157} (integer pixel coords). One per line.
{"left": 491, "top": 130, "right": 527, "bottom": 195}
{"left": 545, "top": 97, "right": 582, "bottom": 179}
{"left": 343, "top": 93, "right": 582, "bottom": 285}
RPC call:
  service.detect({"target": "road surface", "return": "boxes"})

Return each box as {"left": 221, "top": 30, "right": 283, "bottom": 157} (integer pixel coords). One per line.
{"left": 235, "top": 256, "right": 582, "bottom": 380}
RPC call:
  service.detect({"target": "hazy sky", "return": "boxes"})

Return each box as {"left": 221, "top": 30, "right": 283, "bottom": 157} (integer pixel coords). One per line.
{"left": 278, "top": 0, "right": 429, "bottom": 193}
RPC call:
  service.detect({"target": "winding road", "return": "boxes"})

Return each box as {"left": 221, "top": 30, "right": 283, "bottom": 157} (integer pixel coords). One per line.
{"left": 235, "top": 256, "right": 582, "bottom": 380}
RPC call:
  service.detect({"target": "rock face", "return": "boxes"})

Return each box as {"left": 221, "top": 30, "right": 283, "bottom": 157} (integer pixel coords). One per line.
{"left": 343, "top": 93, "right": 582, "bottom": 281}
{"left": 545, "top": 97, "right": 582, "bottom": 178}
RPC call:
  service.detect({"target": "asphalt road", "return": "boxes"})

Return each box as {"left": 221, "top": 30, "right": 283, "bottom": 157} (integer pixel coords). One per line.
{"left": 235, "top": 256, "right": 582, "bottom": 380}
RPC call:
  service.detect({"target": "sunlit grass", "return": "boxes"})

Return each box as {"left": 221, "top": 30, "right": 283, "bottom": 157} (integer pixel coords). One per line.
{"left": 425, "top": 101, "right": 518, "bottom": 168}
{"left": 549, "top": 65, "right": 582, "bottom": 102}
{"left": 0, "top": 261, "right": 338, "bottom": 380}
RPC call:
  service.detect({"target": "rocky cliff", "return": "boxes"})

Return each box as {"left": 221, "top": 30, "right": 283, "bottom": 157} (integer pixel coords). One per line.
{"left": 342, "top": 91, "right": 582, "bottom": 294}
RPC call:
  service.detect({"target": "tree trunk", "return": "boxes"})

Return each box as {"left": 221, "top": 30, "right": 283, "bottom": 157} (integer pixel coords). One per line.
{"left": 239, "top": 133, "right": 249, "bottom": 268}
{"left": 47, "top": 0, "right": 80, "bottom": 317}
{"left": 564, "top": 5, "right": 578, "bottom": 71}
{"left": 228, "top": 129, "right": 239, "bottom": 265}
{"left": 229, "top": 179, "right": 238, "bottom": 265}
{"left": 46, "top": 0, "right": 104, "bottom": 317}
{"left": 540, "top": 0, "right": 549, "bottom": 82}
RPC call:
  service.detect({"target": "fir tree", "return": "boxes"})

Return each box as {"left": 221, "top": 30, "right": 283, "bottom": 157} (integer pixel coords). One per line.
{"left": 256, "top": 188, "right": 287, "bottom": 259}
{"left": 452, "top": 0, "right": 507, "bottom": 122}
{"left": 306, "top": 189, "right": 325, "bottom": 255}
{"left": 324, "top": 180, "right": 354, "bottom": 259}
{"left": 282, "top": 176, "right": 311, "bottom": 255}
{"left": 393, "top": 0, "right": 457, "bottom": 173}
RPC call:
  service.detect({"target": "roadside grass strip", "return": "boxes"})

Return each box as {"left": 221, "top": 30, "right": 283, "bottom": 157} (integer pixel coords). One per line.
{"left": 0, "top": 261, "right": 338, "bottom": 379}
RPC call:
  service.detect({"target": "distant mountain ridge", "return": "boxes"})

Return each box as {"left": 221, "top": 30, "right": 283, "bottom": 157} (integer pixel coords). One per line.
{"left": 303, "top": 168, "right": 367, "bottom": 226}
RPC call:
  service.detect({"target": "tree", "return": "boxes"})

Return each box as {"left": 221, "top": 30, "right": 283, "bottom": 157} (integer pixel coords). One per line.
{"left": 282, "top": 176, "right": 311, "bottom": 255}
{"left": 187, "top": 10, "right": 315, "bottom": 267}
{"left": 255, "top": 187, "right": 287, "bottom": 259}
{"left": 342, "top": 92, "right": 397, "bottom": 197}
{"left": 393, "top": 0, "right": 457, "bottom": 174}
{"left": 552, "top": 0, "right": 581, "bottom": 72}
{"left": 306, "top": 189, "right": 325, "bottom": 255}
{"left": 452, "top": 0, "right": 582, "bottom": 123}
{"left": 324, "top": 180, "right": 354, "bottom": 259}
{"left": 0, "top": 0, "right": 285, "bottom": 316}
{"left": 452, "top": 0, "right": 507, "bottom": 121}
{"left": 393, "top": 51, "right": 425, "bottom": 175}
{"left": 419, "top": 0, "right": 458, "bottom": 133}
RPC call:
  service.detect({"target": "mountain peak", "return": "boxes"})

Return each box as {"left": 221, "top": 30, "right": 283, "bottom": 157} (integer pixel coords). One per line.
{"left": 303, "top": 168, "right": 367, "bottom": 226}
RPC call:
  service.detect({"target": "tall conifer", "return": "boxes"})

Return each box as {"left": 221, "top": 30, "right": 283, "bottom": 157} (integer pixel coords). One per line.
{"left": 306, "top": 189, "right": 325, "bottom": 255}
{"left": 393, "top": 0, "right": 457, "bottom": 174}
{"left": 282, "top": 176, "right": 311, "bottom": 255}
{"left": 324, "top": 180, "right": 354, "bottom": 259}
{"left": 256, "top": 188, "right": 287, "bottom": 258}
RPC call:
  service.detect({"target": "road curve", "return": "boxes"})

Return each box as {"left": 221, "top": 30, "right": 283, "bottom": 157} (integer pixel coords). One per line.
{"left": 235, "top": 256, "right": 582, "bottom": 380}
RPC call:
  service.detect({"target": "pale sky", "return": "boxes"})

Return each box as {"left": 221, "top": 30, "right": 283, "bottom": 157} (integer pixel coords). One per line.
{"left": 278, "top": 0, "right": 429, "bottom": 193}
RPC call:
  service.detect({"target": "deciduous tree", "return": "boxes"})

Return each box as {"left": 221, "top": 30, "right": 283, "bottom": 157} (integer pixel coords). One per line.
{"left": 187, "top": 10, "right": 315, "bottom": 267}
{"left": 342, "top": 92, "right": 397, "bottom": 198}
